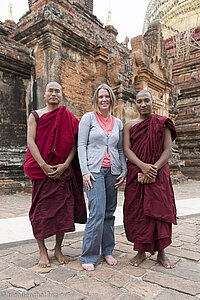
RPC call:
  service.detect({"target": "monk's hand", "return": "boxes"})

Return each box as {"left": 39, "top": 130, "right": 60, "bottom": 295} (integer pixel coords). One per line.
{"left": 48, "top": 164, "right": 66, "bottom": 179}
{"left": 83, "top": 173, "right": 96, "bottom": 190}
{"left": 143, "top": 175, "right": 155, "bottom": 184}
{"left": 40, "top": 163, "right": 55, "bottom": 177}
{"left": 115, "top": 174, "right": 125, "bottom": 189}
{"left": 140, "top": 163, "right": 157, "bottom": 180}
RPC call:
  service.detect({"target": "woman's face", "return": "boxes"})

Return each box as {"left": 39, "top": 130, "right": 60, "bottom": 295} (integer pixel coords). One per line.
{"left": 97, "top": 88, "right": 111, "bottom": 113}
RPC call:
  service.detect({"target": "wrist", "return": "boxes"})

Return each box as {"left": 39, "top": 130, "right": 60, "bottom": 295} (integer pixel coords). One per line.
{"left": 39, "top": 162, "right": 46, "bottom": 169}
{"left": 138, "top": 161, "right": 145, "bottom": 171}
{"left": 63, "top": 162, "right": 69, "bottom": 170}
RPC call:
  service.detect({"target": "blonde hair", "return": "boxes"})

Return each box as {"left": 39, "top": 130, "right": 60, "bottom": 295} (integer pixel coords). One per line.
{"left": 93, "top": 84, "right": 116, "bottom": 114}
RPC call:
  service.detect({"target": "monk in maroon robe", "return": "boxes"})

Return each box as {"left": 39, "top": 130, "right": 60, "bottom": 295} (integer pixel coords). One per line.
{"left": 123, "top": 90, "right": 177, "bottom": 268}
{"left": 24, "top": 82, "right": 86, "bottom": 267}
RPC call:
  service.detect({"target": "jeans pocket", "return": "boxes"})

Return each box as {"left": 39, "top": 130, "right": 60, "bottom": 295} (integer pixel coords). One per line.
{"left": 91, "top": 172, "right": 100, "bottom": 180}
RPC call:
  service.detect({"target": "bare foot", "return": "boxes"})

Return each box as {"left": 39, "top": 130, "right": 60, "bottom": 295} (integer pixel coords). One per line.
{"left": 38, "top": 250, "right": 51, "bottom": 268}
{"left": 82, "top": 263, "right": 95, "bottom": 271}
{"left": 54, "top": 248, "right": 69, "bottom": 265}
{"left": 129, "top": 252, "right": 146, "bottom": 267}
{"left": 104, "top": 255, "right": 117, "bottom": 265}
{"left": 157, "top": 251, "right": 175, "bottom": 269}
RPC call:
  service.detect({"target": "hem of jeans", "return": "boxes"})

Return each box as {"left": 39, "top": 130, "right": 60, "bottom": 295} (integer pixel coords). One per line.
{"left": 101, "top": 252, "right": 113, "bottom": 258}
{"left": 81, "top": 260, "right": 96, "bottom": 265}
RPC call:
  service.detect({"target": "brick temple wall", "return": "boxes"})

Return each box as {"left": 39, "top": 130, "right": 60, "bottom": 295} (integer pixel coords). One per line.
{"left": 13, "top": 1, "right": 172, "bottom": 121}
{"left": 13, "top": 0, "right": 132, "bottom": 117}
{"left": 165, "top": 28, "right": 200, "bottom": 179}
{"left": 0, "top": 20, "right": 34, "bottom": 190}
{"left": 0, "top": 1, "right": 185, "bottom": 192}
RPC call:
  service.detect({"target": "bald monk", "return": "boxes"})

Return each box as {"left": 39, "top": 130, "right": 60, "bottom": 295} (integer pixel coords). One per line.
{"left": 24, "top": 82, "right": 86, "bottom": 267}
{"left": 123, "top": 90, "right": 177, "bottom": 268}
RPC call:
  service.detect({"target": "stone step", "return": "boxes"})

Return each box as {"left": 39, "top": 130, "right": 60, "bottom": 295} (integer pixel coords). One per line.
{"left": 0, "top": 147, "right": 27, "bottom": 180}
{"left": 181, "top": 169, "right": 200, "bottom": 180}
{"left": 0, "top": 179, "right": 31, "bottom": 195}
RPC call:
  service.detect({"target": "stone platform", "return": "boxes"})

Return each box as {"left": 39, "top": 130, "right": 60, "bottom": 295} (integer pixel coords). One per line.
{"left": 0, "top": 181, "right": 199, "bottom": 299}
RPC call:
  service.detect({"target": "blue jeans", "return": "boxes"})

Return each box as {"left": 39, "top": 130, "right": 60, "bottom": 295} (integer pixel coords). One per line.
{"left": 81, "top": 167, "right": 118, "bottom": 264}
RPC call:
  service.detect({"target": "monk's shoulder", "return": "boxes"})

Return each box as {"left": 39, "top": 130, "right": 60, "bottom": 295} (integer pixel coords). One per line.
{"left": 34, "top": 108, "right": 47, "bottom": 118}
{"left": 124, "top": 118, "right": 140, "bottom": 130}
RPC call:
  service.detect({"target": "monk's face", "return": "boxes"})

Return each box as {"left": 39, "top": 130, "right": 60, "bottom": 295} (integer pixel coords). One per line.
{"left": 44, "top": 82, "right": 62, "bottom": 106}
{"left": 135, "top": 91, "right": 152, "bottom": 117}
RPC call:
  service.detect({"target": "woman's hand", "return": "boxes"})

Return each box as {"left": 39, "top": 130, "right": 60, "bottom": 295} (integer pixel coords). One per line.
{"left": 115, "top": 174, "right": 125, "bottom": 189}
{"left": 83, "top": 173, "right": 96, "bottom": 190}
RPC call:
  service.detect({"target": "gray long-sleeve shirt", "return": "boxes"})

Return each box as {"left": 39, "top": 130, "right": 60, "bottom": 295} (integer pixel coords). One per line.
{"left": 77, "top": 112, "right": 127, "bottom": 177}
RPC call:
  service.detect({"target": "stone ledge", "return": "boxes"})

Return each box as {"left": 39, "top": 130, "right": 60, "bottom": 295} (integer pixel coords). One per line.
{"left": 0, "top": 179, "right": 31, "bottom": 195}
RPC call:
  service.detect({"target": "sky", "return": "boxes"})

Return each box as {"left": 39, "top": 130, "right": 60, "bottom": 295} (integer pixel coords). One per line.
{"left": 0, "top": 0, "right": 150, "bottom": 43}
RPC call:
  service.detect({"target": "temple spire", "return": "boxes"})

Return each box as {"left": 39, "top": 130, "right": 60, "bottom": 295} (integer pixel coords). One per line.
{"left": 105, "top": 9, "right": 118, "bottom": 38}
{"left": 105, "top": 9, "right": 114, "bottom": 27}
{"left": 7, "top": 0, "right": 14, "bottom": 22}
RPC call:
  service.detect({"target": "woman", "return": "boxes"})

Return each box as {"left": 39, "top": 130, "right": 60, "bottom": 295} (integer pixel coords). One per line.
{"left": 78, "top": 83, "right": 127, "bottom": 271}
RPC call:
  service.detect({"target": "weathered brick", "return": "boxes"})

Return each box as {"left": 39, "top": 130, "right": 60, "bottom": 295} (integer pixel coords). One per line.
{"left": 68, "top": 240, "right": 82, "bottom": 249}
{"left": 46, "top": 267, "right": 77, "bottom": 282}
{"left": 152, "top": 258, "right": 200, "bottom": 282}
{"left": 182, "top": 244, "right": 200, "bottom": 253}
{"left": 108, "top": 272, "right": 132, "bottom": 288}
{"left": 143, "top": 271, "right": 200, "bottom": 295}
{"left": 25, "top": 281, "right": 77, "bottom": 300}
{"left": 67, "top": 259, "right": 83, "bottom": 271}
{"left": 122, "top": 265, "right": 147, "bottom": 277}
{"left": 166, "top": 246, "right": 200, "bottom": 261}
{"left": 0, "top": 260, "right": 9, "bottom": 271}
{"left": 2, "top": 252, "right": 37, "bottom": 268}
{"left": 60, "top": 247, "right": 82, "bottom": 258}
{"left": 177, "top": 235, "right": 198, "bottom": 243}
{"left": 0, "top": 248, "right": 15, "bottom": 257}
{"left": 126, "top": 278, "right": 161, "bottom": 298}
{"left": 66, "top": 276, "right": 122, "bottom": 299}
{"left": 114, "top": 242, "right": 134, "bottom": 253}
{"left": 118, "top": 294, "right": 144, "bottom": 300}
{"left": 155, "top": 289, "right": 196, "bottom": 300}
{"left": 171, "top": 240, "right": 183, "bottom": 247}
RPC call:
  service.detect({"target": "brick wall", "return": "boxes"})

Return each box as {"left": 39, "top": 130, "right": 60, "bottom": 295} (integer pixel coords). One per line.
{"left": 0, "top": 1, "right": 185, "bottom": 190}
{"left": 165, "top": 28, "right": 200, "bottom": 179}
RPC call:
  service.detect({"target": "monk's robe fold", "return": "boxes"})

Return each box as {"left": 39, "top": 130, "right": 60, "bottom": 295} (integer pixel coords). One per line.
{"left": 24, "top": 106, "right": 87, "bottom": 239}
{"left": 124, "top": 114, "right": 177, "bottom": 254}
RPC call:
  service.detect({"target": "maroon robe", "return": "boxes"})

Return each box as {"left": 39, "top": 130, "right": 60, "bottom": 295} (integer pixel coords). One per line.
{"left": 124, "top": 114, "right": 177, "bottom": 254}
{"left": 24, "top": 106, "right": 87, "bottom": 239}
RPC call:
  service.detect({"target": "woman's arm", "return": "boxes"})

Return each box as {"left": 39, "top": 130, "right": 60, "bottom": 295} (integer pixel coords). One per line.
{"left": 117, "top": 122, "right": 127, "bottom": 177}
{"left": 77, "top": 114, "right": 91, "bottom": 176}
{"left": 78, "top": 113, "right": 96, "bottom": 190}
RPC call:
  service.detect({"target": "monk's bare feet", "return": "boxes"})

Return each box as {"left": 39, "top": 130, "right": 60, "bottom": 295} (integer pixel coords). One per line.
{"left": 38, "top": 250, "right": 51, "bottom": 268}
{"left": 54, "top": 248, "right": 69, "bottom": 265}
{"left": 129, "top": 252, "right": 146, "bottom": 267}
{"left": 82, "top": 263, "right": 95, "bottom": 271}
{"left": 104, "top": 255, "right": 117, "bottom": 265}
{"left": 157, "top": 250, "right": 175, "bottom": 269}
